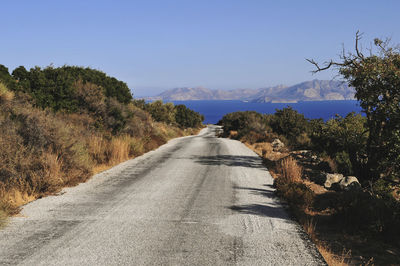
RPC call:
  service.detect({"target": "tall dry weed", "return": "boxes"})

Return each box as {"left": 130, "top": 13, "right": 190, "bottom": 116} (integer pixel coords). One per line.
{"left": 303, "top": 218, "right": 317, "bottom": 241}
{"left": 41, "top": 152, "right": 64, "bottom": 187}
{"left": 0, "top": 82, "right": 14, "bottom": 102}
{"left": 277, "top": 156, "right": 303, "bottom": 183}
{"left": 108, "top": 135, "right": 131, "bottom": 164}
{"left": 318, "top": 246, "right": 351, "bottom": 266}
{"left": 88, "top": 134, "right": 107, "bottom": 163}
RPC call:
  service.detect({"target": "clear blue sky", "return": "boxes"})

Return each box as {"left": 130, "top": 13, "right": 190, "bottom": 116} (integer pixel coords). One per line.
{"left": 1, "top": 1, "right": 399, "bottom": 96}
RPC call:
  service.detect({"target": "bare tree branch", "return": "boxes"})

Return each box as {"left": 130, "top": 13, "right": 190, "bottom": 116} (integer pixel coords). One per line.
{"left": 307, "top": 31, "right": 366, "bottom": 73}
{"left": 305, "top": 58, "right": 347, "bottom": 73}
{"left": 355, "top": 30, "right": 365, "bottom": 59}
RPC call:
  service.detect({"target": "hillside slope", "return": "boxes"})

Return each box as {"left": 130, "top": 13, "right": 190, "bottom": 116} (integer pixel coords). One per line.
{"left": 0, "top": 64, "right": 202, "bottom": 218}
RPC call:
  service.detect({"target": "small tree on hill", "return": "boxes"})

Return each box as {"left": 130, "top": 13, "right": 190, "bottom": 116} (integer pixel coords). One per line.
{"left": 270, "top": 107, "right": 309, "bottom": 146}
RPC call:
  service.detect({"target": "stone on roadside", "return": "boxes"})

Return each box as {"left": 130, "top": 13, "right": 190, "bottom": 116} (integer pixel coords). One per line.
{"left": 272, "top": 139, "right": 284, "bottom": 151}
{"left": 323, "top": 173, "right": 344, "bottom": 189}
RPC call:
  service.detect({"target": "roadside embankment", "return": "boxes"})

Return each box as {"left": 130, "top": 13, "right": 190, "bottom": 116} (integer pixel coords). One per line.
{"left": 0, "top": 65, "right": 203, "bottom": 225}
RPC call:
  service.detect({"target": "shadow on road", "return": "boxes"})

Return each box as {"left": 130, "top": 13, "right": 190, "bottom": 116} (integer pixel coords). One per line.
{"left": 228, "top": 186, "right": 291, "bottom": 220}
{"left": 194, "top": 155, "right": 289, "bottom": 220}
{"left": 194, "top": 155, "right": 266, "bottom": 169}
{"left": 233, "top": 186, "right": 275, "bottom": 198}
{"left": 228, "top": 204, "right": 291, "bottom": 220}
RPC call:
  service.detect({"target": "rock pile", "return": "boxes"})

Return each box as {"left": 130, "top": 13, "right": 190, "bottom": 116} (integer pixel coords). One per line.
{"left": 288, "top": 150, "right": 361, "bottom": 192}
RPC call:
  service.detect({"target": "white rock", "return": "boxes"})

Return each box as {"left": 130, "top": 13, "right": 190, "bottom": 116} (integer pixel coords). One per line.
{"left": 323, "top": 173, "right": 344, "bottom": 189}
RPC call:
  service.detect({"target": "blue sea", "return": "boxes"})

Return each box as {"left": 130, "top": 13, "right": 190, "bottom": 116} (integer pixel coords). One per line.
{"left": 170, "top": 100, "right": 362, "bottom": 124}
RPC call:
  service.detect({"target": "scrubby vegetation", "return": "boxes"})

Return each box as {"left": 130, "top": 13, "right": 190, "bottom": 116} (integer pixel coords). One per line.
{"left": 219, "top": 107, "right": 400, "bottom": 264}
{"left": 133, "top": 100, "right": 204, "bottom": 128}
{"left": 0, "top": 64, "right": 203, "bottom": 218}
{"left": 218, "top": 34, "right": 400, "bottom": 264}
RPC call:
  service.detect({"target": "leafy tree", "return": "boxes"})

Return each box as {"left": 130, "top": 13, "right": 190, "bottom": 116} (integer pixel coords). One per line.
{"left": 174, "top": 104, "right": 204, "bottom": 128}
{"left": 0, "top": 64, "right": 17, "bottom": 90}
{"left": 218, "top": 111, "right": 266, "bottom": 137}
{"left": 270, "top": 107, "right": 309, "bottom": 146}
{"left": 311, "top": 113, "right": 368, "bottom": 176}
{"left": 7, "top": 65, "right": 132, "bottom": 112}
{"left": 308, "top": 32, "right": 400, "bottom": 181}
{"left": 25, "top": 66, "right": 78, "bottom": 112}
{"left": 56, "top": 66, "right": 132, "bottom": 103}
{"left": 11, "top": 66, "right": 30, "bottom": 89}
{"left": 145, "top": 100, "right": 176, "bottom": 124}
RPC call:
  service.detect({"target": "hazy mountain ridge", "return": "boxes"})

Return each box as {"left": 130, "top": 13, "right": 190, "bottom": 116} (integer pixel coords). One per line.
{"left": 145, "top": 80, "right": 355, "bottom": 103}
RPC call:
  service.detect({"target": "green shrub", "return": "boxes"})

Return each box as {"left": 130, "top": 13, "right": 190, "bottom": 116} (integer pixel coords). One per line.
{"left": 270, "top": 107, "right": 310, "bottom": 147}
{"left": 0, "top": 64, "right": 17, "bottom": 90}
{"left": 218, "top": 111, "right": 269, "bottom": 139}
{"left": 9, "top": 65, "right": 132, "bottom": 112}
{"left": 311, "top": 113, "right": 367, "bottom": 178}
{"left": 145, "top": 100, "right": 176, "bottom": 124}
{"left": 174, "top": 104, "right": 204, "bottom": 128}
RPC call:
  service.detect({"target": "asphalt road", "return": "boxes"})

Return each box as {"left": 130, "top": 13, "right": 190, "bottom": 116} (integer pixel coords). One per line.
{"left": 0, "top": 125, "right": 324, "bottom": 265}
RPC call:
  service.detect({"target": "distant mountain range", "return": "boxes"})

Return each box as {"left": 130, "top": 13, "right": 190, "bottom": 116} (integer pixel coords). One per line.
{"left": 144, "top": 80, "right": 355, "bottom": 103}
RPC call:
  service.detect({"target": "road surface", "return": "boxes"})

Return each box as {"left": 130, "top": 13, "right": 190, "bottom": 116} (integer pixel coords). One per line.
{"left": 0, "top": 125, "right": 324, "bottom": 265}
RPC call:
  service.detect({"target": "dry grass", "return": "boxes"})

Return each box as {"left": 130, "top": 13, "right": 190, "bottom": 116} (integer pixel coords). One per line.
{"left": 246, "top": 142, "right": 288, "bottom": 161}
{"left": 0, "top": 82, "right": 14, "bottom": 102}
{"left": 318, "top": 246, "right": 351, "bottom": 266}
{"left": 88, "top": 134, "right": 107, "bottom": 164}
{"left": 253, "top": 142, "right": 273, "bottom": 156}
{"left": 108, "top": 135, "right": 131, "bottom": 164}
{"left": 303, "top": 218, "right": 317, "bottom": 240}
{"left": 2, "top": 188, "right": 36, "bottom": 210}
{"left": 41, "top": 152, "right": 64, "bottom": 187}
{"left": 302, "top": 218, "right": 350, "bottom": 265}
{"left": 93, "top": 164, "right": 113, "bottom": 175}
{"left": 277, "top": 156, "right": 302, "bottom": 183}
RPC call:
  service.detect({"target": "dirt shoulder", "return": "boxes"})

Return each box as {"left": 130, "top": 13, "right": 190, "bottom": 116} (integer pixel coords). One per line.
{"left": 242, "top": 140, "right": 400, "bottom": 265}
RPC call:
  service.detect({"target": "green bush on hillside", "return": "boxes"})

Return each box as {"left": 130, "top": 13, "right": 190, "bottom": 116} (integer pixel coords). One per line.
{"left": 6, "top": 65, "right": 132, "bottom": 112}
{"left": 175, "top": 104, "right": 204, "bottom": 128}
{"left": 270, "top": 107, "right": 310, "bottom": 147}
{"left": 218, "top": 108, "right": 368, "bottom": 177}
{"left": 133, "top": 99, "right": 204, "bottom": 129}
{"left": 218, "top": 111, "right": 271, "bottom": 140}
{"left": 310, "top": 113, "right": 367, "bottom": 178}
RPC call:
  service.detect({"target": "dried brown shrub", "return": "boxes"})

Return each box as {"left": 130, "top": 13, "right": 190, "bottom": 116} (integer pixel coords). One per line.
{"left": 107, "top": 135, "right": 131, "bottom": 164}
{"left": 0, "top": 82, "right": 14, "bottom": 102}
{"left": 277, "top": 156, "right": 303, "bottom": 183}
